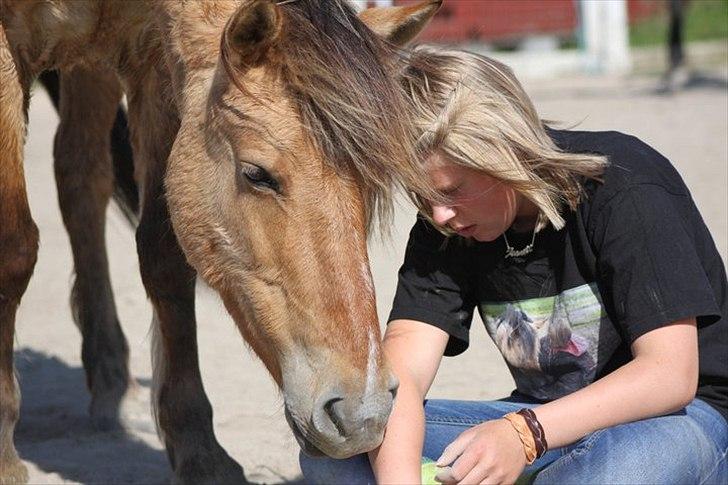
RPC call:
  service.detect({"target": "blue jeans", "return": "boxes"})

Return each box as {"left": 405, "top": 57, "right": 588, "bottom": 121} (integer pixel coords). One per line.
{"left": 300, "top": 397, "right": 728, "bottom": 484}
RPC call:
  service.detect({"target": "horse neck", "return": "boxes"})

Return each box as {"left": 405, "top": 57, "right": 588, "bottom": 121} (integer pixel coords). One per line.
{"left": 151, "top": 1, "right": 237, "bottom": 115}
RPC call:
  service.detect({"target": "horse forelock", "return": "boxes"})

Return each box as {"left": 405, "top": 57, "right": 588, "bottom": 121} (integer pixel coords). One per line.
{"left": 278, "top": 0, "right": 417, "bottom": 229}
{"left": 219, "top": 0, "right": 433, "bottom": 232}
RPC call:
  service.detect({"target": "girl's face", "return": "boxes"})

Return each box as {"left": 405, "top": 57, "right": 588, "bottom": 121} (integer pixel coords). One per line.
{"left": 426, "top": 152, "right": 530, "bottom": 241}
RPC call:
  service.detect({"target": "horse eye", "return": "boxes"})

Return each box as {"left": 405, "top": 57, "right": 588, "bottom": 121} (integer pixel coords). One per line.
{"left": 240, "top": 164, "right": 279, "bottom": 192}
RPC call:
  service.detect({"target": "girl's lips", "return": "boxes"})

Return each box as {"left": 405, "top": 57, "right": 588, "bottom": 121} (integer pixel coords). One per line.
{"left": 455, "top": 224, "right": 476, "bottom": 237}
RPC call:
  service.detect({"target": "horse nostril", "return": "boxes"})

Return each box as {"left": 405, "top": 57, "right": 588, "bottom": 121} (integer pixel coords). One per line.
{"left": 323, "top": 397, "right": 346, "bottom": 437}
{"left": 313, "top": 382, "right": 396, "bottom": 443}
{"left": 388, "top": 375, "right": 400, "bottom": 401}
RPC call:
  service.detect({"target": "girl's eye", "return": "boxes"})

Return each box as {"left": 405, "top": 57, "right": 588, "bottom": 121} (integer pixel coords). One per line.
{"left": 442, "top": 184, "right": 462, "bottom": 198}
{"left": 240, "top": 164, "right": 280, "bottom": 192}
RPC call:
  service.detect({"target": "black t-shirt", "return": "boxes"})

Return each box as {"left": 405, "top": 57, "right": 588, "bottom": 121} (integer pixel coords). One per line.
{"left": 388, "top": 128, "right": 728, "bottom": 423}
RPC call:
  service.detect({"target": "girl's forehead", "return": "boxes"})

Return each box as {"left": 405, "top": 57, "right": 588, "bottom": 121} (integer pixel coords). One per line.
{"left": 424, "top": 151, "right": 461, "bottom": 179}
{"left": 426, "top": 153, "right": 492, "bottom": 184}
{"left": 424, "top": 150, "right": 452, "bottom": 168}
{"left": 426, "top": 158, "right": 465, "bottom": 186}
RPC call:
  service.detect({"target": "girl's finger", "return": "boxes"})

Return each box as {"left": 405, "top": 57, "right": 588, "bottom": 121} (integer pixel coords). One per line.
{"left": 434, "top": 466, "right": 455, "bottom": 483}
{"left": 457, "top": 461, "right": 490, "bottom": 485}
{"left": 436, "top": 432, "right": 472, "bottom": 466}
{"left": 448, "top": 448, "right": 481, "bottom": 483}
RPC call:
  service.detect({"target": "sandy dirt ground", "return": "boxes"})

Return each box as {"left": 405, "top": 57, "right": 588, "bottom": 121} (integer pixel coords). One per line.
{"left": 12, "top": 66, "right": 727, "bottom": 484}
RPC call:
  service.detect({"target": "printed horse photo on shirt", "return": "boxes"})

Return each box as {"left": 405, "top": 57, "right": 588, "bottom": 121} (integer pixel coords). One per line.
{"left": 481, "top": 283, "right": 619, "bottom": 400}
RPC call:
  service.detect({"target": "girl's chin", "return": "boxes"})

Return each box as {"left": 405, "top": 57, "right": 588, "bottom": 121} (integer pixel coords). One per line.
{"left": 471, "top": 227, "right": 503, "bottom": 242}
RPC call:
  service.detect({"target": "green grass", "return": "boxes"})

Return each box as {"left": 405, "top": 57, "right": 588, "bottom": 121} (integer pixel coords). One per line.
{"left": 630, "top": 0, "right": 728, "bottom": 47}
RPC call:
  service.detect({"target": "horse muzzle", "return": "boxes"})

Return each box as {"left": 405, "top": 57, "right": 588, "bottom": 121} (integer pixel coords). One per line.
{"left": 284, "top": 376, "right": 398, "bottom": 458}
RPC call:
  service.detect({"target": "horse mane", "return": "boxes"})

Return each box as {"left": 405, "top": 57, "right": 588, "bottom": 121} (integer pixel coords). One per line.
{"left": 220, "top": 0, "right": 433, "bottom": 230}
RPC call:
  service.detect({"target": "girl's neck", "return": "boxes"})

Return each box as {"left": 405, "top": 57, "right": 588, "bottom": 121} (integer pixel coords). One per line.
{"left": 510, "top": 197, "right": 540, "bottom": 233}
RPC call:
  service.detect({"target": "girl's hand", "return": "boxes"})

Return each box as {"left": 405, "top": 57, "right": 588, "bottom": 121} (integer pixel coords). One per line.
{"left": 434, "top": 418, "right": 527, "bottom": 484}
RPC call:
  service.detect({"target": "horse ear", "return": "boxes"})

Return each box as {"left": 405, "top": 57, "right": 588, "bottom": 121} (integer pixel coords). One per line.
{"left": 222, "top": 0, "right": 282, "bottom": 68}
{"left": 358, "top": 0, "right": 442, "bottom": 47}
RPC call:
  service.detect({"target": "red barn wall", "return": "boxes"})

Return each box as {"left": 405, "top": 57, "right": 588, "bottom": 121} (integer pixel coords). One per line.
{"left": 385, "top": 0, "right": 664, "bottom": 44}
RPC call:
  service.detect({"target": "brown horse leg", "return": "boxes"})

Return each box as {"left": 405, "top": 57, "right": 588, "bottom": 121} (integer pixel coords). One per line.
{"left": 130, "top": 103, "right": 246, "bottom": 484}
{"left": 136, "top": 186, "right": 246, "bottom": 484}
{"left": 0, "top": 26, "right": 36, "bottom": 485}
{"left": 53, "top": 66, "right": 131, "bottom": 430}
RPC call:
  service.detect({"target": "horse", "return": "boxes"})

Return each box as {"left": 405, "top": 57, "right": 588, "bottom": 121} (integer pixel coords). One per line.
{"left": 0, "top": 0, "right": 442, "bottom": 482}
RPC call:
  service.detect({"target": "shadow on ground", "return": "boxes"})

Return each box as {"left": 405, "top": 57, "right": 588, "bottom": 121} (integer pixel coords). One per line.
{"left": 529, "top": 69, "right": 728, "bottom": 101}
{"left": 654, "top": 71, "right": 728, "bottom": 95}
{"left": 14, "top": 348, "right": 304, "bottom": 484}
{"left": 14, "top": 348, "right": 170, "bottom": 484}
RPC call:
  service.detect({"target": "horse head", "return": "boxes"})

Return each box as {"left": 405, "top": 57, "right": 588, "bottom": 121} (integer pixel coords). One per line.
{"left": 164, "top": 0, "right": 440, "bottom": 458}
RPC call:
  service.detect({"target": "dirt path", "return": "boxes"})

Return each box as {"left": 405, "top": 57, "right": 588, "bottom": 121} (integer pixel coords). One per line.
{"left": 15, "top": 69, "right": 726, "bottom": 484}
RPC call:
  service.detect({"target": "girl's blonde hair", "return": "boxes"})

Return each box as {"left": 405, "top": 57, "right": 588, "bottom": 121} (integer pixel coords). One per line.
{"left": 402, "top": 45, "right": 608, "bottom": 231}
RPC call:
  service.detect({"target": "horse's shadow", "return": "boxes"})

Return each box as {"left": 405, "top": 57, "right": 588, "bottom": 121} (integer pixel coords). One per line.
{"left": 654, "top": 70, "right": 728, "bottom": 95}
{"left": 14, "top": 348, "right": 170, "bottom": 484}
{"left": 14, "top": 349, "right": 304, "bottom": 484}
{"left": 528, "top": 69, "right": 728, "bottom": 101}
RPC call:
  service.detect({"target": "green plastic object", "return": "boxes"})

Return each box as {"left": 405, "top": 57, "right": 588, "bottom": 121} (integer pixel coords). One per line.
{"left": 421, "top": 457, "right": 440, "bottom": 485}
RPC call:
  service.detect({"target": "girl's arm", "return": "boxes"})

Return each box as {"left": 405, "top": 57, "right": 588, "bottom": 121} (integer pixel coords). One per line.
{"left": 437, "top": 318, "right": 698, "bottom": 484}
{"left": 369, "top": 319, "right": 450, "bottom": 484}
{"left": 535, "top": 317, "right": 698, "bottom": 448}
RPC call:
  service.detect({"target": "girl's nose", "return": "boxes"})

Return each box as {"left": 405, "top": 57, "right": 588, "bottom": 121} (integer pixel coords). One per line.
{"left": 432, "top": 203, "right": 456, "bottom": 226}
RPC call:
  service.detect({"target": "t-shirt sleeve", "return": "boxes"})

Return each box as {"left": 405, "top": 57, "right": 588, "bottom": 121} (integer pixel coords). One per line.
{"left": 590, "top": 184, "right": 721, "bottom": 344}
{"left": 388, "top": 218, "right": 476, "bottom": 356}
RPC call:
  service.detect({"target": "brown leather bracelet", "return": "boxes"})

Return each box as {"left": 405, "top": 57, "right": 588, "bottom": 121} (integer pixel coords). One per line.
{"left": 502, "top": 412, "right": 538, "bottom": 464}
{"left": 516, "top": 408, "right": 548, "bottom": 459}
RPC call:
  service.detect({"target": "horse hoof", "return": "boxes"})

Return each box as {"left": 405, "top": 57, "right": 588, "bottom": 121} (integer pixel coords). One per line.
{"left": 173, "top": 450, "right": 248, "bottom": 485}
{"left": 90, "top": 413, "right": 124, "bottom": 432}
{"left": 89, "top": 379, "right": 135, "bottom": 432}
{"left": 89, "top": 396, "right": 124, "bottom": 432}
{"left": 0, "top": 457, "right": 29, "bottom": 485}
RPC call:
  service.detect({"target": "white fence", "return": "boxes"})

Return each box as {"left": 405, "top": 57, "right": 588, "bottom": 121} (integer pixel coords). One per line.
{"left": 350, "top": 0, "right": 632, "bottom": 79}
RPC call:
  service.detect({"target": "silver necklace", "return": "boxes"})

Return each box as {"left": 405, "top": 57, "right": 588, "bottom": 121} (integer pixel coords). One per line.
{"left": 503, "top": 228, "right": 537, "bottom": 259}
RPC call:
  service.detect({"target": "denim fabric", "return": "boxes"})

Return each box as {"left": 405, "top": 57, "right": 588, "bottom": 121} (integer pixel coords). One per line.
{"left": 299, "top": 398, "right": 727, "bottom": 484}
